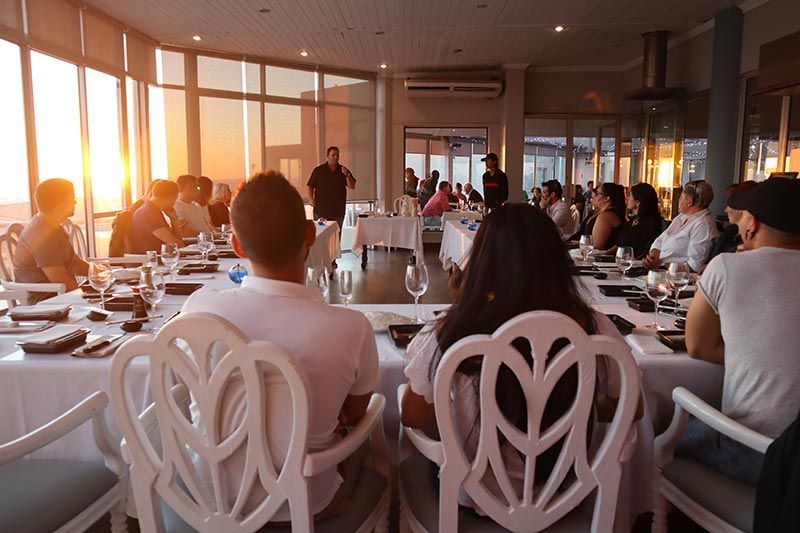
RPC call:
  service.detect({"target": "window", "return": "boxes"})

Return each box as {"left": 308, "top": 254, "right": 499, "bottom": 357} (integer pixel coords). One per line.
{"left": 158, "top": 50, "right": 184, "bottom": 86}
{"left": 266, "top": 66, "right": 315, "bottom": 100}
{"left": 245, "top": 100, "right": 262, "bottom": 176}
{"left": 198, "top": 56, "right": 242, "bottom": 92}
{"left": 524, "top": 118, "right": 567, "bottom": 186}
{"left": 324, "top": 105, "right": 374, "bottom": 200}
{"left": 573, "top": 119, "right": 613, "bottom": 188}
{"left": 323, "top": 75, "right": 372, "bottom": 105}
{"left": 682, "top": 96, "right": 708, "bottom": 184}
{"left": 742, "top": 79, "right": 782, "bottom": 181}
{"left": 265, "top": 103, "right": 319, "bottom": 195}
{"left": 786, "top": 96, "right": 800, "bottom": 174}
{"left": 200, "top": 97, "right": 247, "bottom": 179}
{"left": 149, "top": 86, "right": 188, "bottom": 179}
{"left": 0, "top": 39, "right": 30, "bottom": 223}
{"left": 31, "top": 51, "right": 85, "bottom": 224}
{"left": 86, "top": 68, "right": 124, "bottom": 214}
{"left": 245, "top": 62, "right": 260, "bottom": 94}
{"left": 126, "top": 77, "right": 142, "bottom": 201}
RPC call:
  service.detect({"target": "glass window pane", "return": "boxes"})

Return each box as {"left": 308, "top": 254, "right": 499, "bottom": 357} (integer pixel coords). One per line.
{"left": 158, "top": 50, "right": 184, "bottom": 86}
{"left": 324, "top": 105, "right": 374, "bottom": 200}
{"left": 86, "top": 68, "right": 124, "bottom": 213}
{"left": 0, "top": 39, "right": 30, "bottom": 224}
{"left": 200, "top": 97, "right": 246, "bottom": 179}
{"left": 246, "top": 100, "right": 261, "bottom": 176}
{"left": 93, "top": 215, "right": 114, "bottom": 257}
{"left": 471, "top": 142, "right": 486, "bottom": 195}
{"left": 266, "top": 66, "right": 315, "bottom": 100}
{"left": 405, "top": 153, "right": 424, "bottom": 177}
{"left": 599, "top": 125, "right": 616, "bottom": 185}
{"left": 198, "top": 56, "right": 243, "bottom": 92}
{"left": 572, "top": 119, "right": 613, "bottom": 189}
{"left": 149, "top": 86, "right": 187, "bottom": 179}
{"left": 742, "top": 79, "right": 782, "bottom": 182}
{"left": 31, "top": 51, "right": 85, "bottom": 224}
{"left": 786, "top": 96, "right": 800, "bottom": 175}
{"left": 126, "top": 77, "right": 141, "bottom": 201}
{"left": 524, "top": 118, "right": 567, "bottom": 187}
{"left": 245, "top": 62, "right": 260, "bottom": 94}
{"left": 682, "top": 96, "right": 709, "bottom": 185}
{"left": 265, "top": 103, "right": 319, "bottom": 195}
{"left": 323, "top": 75, "right": 372, "bottom": 105}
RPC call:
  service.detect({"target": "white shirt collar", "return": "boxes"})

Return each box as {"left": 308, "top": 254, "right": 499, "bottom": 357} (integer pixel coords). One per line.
{"left": 240, "top": 275, "right": 323, "bottom": 303}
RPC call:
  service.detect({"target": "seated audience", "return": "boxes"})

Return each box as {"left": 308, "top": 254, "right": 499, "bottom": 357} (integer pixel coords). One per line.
{"left": 208, "top": 182, "right": 232, "bottom": 227}
{"left": 174, "top": 174, "right": 215, "bottom": 235}
{"left": 130, "top": 180, "right": 185, "bottom": 254}
{"left": 540, "top": 179, "right": 572, "bottom": 238}
{"left": 454, "top": 182, "right": 467, "bottom": 204}
{"left": 529, "top": 186, "right": 542, "bottom": 208}
{"left": 464, "top": 182, "right": 483, "bottom": 204}
{"left": 417, "top": 170, "right": 439, "bottom": 209}
{"left": 683, "top": 177, "right": 800, "bottom": 485}
{"left": 109, "top": 179, "right": 164, "bottom": 257}
{"left": 575, "top": 182, "right": 625, "bottom": 250}
{"left": 707, "top": 181, "right": 759, "bottom": 260}
{"left": 644, "top": 180, "right": 718, "bottom": 272}
{"left": 181, "top": 171, "right": 379, "bottom": 521}
{"left": 12, "top": 178, "right": 89, "bottom": 299}
{"left": 422, "top": 181, "right": 453, "bottom": 224}
{"left": 617, "top": 182, "right": 663, "bottom": 259}
{"left": 401, "top": 203, "right": 636, "bottom": 513}
{"left": 404, "top": 168, "right": 419, "bottom": 197}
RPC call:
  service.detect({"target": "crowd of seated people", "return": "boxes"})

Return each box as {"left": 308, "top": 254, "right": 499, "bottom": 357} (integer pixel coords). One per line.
{"left": 130, "top": 180, "right": 185, "bottom": 254}
{"left": 540, "top": 179, "right": 573, "bottom": 238}
{"left": 572, "top": 182, "right": 626, "bottom": 250}
{"left": 421, "top": 181, "right": 453, "bottom": 225}
{"left": 208, "top": 182, "right": 232, "bottom": 227}
{"left": 174, "top": 174, "right": 216, "bottom": 236}
{"left": 616, "top": 182, "right": 664, "bottom": 258}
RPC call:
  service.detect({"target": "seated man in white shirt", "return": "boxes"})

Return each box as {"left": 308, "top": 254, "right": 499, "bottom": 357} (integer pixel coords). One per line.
{"left": 174, "top": 174, "right": 215, "bottom": 236}
{"left": 181, "top": 170, "right": 380, "bottom": 522}
{"left": 644, "top": 180, "right": 718, "bottom": 272}
{"left": 683, "top": 177, "right": 800, "bottom": 484}
{"left": 540, "top": 179, "right": 573, "bottom": 238}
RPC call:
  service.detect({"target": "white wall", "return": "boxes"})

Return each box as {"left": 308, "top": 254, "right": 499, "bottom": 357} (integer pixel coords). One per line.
{"left": 525, "top": 70, "right": 626, "bottom": 115}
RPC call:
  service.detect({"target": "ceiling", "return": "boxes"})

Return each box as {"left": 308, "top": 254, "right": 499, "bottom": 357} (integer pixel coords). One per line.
{"left": 88, "top": 0, "right": 752, "bottom": 73}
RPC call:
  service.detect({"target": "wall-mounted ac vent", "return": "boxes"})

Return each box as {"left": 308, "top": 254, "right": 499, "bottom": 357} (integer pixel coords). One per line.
{"left": 403, "top": 79, "right": 502, "bottom": 99}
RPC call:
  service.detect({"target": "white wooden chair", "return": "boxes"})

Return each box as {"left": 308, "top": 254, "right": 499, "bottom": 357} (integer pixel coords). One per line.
{"left": 397, "top": 310, "right": 640, "bottom": 532}
{"left": 62, "top": 218, "right": 89, "bottom": 260}
{"left": 652, "top": 387, "right": 772, "bottom": 533}
{"left": 110, "top": 312, "right": 391, "bottom": 533}
{"left": 394, "top": 195, "right": 412, "bottom": 215}
{"left": 0, "top": 288, "right": 30, "bottom": 309}
{"left": 0, "top": 391, "right": 128, "bottom": 532}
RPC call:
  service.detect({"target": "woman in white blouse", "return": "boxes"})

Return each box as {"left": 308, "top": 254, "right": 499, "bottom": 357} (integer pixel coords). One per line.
{"left": 400, "top": 203, "right": 638, "bottom": 513}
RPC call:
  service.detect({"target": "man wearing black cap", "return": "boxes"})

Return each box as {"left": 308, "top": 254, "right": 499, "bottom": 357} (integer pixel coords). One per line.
{"left": 707, "top": 181, "right": 759, "bottom": 260}
{"left": 682, "top": 177, "right": 800, "bottom": 485}
{"left": 480, "top": 153, "right": 508, "bottom": 210}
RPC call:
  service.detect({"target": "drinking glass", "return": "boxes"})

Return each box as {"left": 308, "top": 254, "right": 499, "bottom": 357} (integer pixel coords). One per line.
{"left": 645, "top": 269, "right": 670, "bottom": 329}
{"left": 579, "top": 235, "right": 593, "bottom": 263}
{"left": 667, "top": 262, "right": 690, "bottom": 307}
{"left": 145, "top": 250, "right": 159, "bottom": 270}
{"left": 339, "top": 270, "right": 353, "bottom": 307}
{"left": 88, "top": 260, "right": 113, "bottom": 310}
{"left": 306, "top": 267, "right": 329, "bottom": 301}
{"left": 140, "top": 271, "right": 166, "bottom": 315}
{"left": 405, "top": 259, "right": 429, "bottom": 323}
{"left": 616, "top": 246, "right": 634, "bottom": 279}
{"left": 220, "top": 224, "right": 233, "bottom": 246}
{"left": 161, "top": 244, "right": 180, "bottom": 280}
{"left": 198, "top": 232, "right": 214, "bottom": 263}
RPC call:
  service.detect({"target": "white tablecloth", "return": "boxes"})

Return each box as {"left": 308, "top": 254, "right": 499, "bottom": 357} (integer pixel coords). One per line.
{"left": 351, "top": 216, "right": 423, "bottom": 257}
{"left": 306, "top": 221, "right": 341, "bottom": 268}
{"left": 439, "top": 221, "right": 476, "bottom": 270}
{"left": 440, "top": 210, "right": 481, "bottom": 229}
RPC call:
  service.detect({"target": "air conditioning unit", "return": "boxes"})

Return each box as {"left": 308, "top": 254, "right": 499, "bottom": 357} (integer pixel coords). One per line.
{"left": 403, "top": 78, "right": 502, "bottom": 99}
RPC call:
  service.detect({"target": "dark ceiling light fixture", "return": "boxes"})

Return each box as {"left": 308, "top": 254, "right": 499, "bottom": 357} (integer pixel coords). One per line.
{"left": 477, "top": 3, "right": 488, "bottom": 8}
{"left": 259, "top": 8, "right": 270, "bottom": 13}
{"left": 454, "top": 48, "right": 463, "bottom": 54}
{"left": 626, "top": 31, "right": 686, "bottom": 101}
{"left": 375, "top": 30, "right": 385, "bottom": 35}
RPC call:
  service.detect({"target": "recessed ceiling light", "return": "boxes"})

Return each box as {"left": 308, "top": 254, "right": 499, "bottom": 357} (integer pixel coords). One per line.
{"left": 192, "top": 35, "right": 202, "bottom": 41}
{"left": 300, "top": 50, "right": 309, "bottom": 57}
{"left": 379, "top": 63, "right": 388, "bottom": 69}
{"left": 259, "top": 8, "right": 270, "bottom": 13}
{"left": 554, "top": 25, "right": 564, "bottom": 33}
{"left": 477, "top": 3, "right": 488, "bottom": 8}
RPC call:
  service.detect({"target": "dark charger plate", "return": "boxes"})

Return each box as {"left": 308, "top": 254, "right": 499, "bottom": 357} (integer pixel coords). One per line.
{"left": 178, "top": 263, "right": 220, "bottom": 275}
{"left": 388, "top": 324, "right": 425, "bottom": 348}
{"left": 165, "top": 283, "right": 204, "bottom": 295}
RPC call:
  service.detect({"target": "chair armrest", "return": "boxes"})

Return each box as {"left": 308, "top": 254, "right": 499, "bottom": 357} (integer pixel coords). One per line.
{"left": 2, "top": 280, "right": 66, "bottom": 296}
{"left": 303, "top": 393, "right": 385, "bottom": 477}
{"left": 0, "top": 391, "right": 109, "bottom": 464}
{"left": 397, "top": 384, "right": 444, "bottom": 465}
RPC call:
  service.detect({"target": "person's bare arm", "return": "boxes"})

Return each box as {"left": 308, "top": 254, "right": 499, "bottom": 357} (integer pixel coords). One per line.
{"left": 401, "top": 386, "right": 436, "bottom": 428}
{"left": 152, "top": 227, "right": 185, "bottom": 248}
{"left": 643, "top": 249, "right": 661, "bottom": 269}
{"left": 40, "top": 265, "right": 79, "bottom": 292}
{"left": 685, "top": 290, "right": 724, "bottom": 364}
{"left": 342, "top": 167, "right": 356, "bottom": 190}
{"left": 307, "top": 186, "right": 315, "bottom": 207}
{"left": 72, "top": 257, "right": 89, "bottom": 277}
{"left": 339, "top": 392, "right": 372, "bottom": 426}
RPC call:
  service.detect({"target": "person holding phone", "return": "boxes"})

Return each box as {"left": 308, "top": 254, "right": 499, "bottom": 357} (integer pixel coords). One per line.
{"left": 307, "top": 145, "right": 356, "bottom": 253}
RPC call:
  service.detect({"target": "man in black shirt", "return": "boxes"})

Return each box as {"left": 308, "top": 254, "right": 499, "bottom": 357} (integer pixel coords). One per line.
{"left": 307, "top": 146, "right": 356, "bottom": 237}
{"left": 481, "top": 153, "right": 508, "bottom": 209}
{"left": 464, "top": 182, "right": 483, "bottom": 204}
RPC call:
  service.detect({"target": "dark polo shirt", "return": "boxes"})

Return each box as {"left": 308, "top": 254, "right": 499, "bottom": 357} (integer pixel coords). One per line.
{"left": 482, "top": 168, "right": 509, "bottom": 209}
{"left": 307, "top": 163, "right": 355, "bottom": 219}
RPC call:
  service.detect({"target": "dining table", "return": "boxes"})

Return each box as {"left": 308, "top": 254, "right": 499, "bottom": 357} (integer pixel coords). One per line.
{"left": 439, "top": 219, "right": 477, "bottom": 270}
{"left": 0, "top": 253, "right": 723, "bottom": 531}
{"left": 351, "top": 215, "right": 423, "bottom": 269}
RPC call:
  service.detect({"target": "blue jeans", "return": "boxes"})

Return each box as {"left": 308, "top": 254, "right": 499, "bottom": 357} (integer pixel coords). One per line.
{"left": 676, "top": 416, "right": 765, "bottom": 485}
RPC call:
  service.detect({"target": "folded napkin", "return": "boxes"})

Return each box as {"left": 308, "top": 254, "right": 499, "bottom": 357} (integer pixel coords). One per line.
{"left": 20, "top": 324, "right": 84, "bottom": 345}
{"left": 0, "top": 320, "right": 53, "bottom": 334}
{"left": 626, "top": 333, "right": 673, "bottom": 354}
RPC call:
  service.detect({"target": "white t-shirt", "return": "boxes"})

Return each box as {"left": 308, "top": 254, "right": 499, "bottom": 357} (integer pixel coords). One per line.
{"left": 403, "top": 311, "right": 627, "bottom": 513}
{"left": 698, "top": 247, "right": 800, "bottom": 438}
{"left": 650, "top": 209, "right": 718, "bottom": 272}
{"left": 175, "top": 199, "right": 215, "bottom": 233}
{"left": 180, "top": 276, "right": 380, "bottom": 520}
{"left": 546, "top": 199, "right": 573, "bottom": 239}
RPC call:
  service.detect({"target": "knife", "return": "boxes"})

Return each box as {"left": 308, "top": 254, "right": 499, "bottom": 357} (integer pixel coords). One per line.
{"left": 80, "top": 333, "right": 125, "bottom": 354}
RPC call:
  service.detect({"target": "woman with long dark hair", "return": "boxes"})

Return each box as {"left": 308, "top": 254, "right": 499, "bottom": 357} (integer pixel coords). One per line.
{"left": 573, "top": 182, "right": 625, "bottom": 250}
{"left": 400, "top": 203, "right": 631, "bottom": 512}
{"left": 617, "top": 182, "right": 663, "bottom": 258}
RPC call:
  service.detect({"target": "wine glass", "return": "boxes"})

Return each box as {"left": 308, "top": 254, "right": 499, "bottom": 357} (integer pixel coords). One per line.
{"left": 220, "top": 224, "right": 233, "bottom": 246}
{"left": 339, "top": 270, "right": 353, "bottom": 307}
{"left": 198, "top": 231, "right": 214, "bottom": 263}
{"left": 306, "top": 267, "right": 329, "bottom": 301}
{"left": 667, "top": 262, "right": 690, "bottom": 307}
{"left": 579, "top": 235, "right": 593, "bottom": 263}
{"left": 140, "top": 271, "right": 166, "bottom": 315}
{"left": 161, "top": 243, "right": 180, "bottom": 280}
{"left": 616, "top": 246, "right": 634, "bottom": 279}
{"left": 88, "top": 260, "right": 113, "bottom": 310}
{"left": 145, "top": 250, "right": 159, "bottom": 270}
{"left": 405, "top": 258, "right": 429, "bottom": 323}
{"left": 645, "top": 269, "right": 670, "bottom": 330}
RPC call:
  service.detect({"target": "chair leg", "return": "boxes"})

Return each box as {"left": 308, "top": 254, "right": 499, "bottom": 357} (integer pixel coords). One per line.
{"left": 651, "top": 491, "right": 671, "bottom": 533}
{"left": 109, "top": 499, "right": 128, "bottom": 533}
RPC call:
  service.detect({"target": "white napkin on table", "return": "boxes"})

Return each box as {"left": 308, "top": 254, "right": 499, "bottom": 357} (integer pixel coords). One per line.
{"left": 626, "top": 333, "right": 673, "bottom": 354}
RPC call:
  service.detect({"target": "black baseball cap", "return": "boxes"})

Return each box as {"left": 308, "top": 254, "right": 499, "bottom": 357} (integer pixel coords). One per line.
{"left": 481, "top": 153, "right": 498, "bottom": 162}
{"left": 727, "top": 188, "right": 752, "bottom": 210}
{"left": 741, "top": 177, "right": 800, "bottom": 234}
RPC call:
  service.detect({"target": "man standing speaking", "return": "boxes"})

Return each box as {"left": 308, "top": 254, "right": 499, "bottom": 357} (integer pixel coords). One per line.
{"left": 307, "top": 145, "right": 356, "bottom": 239}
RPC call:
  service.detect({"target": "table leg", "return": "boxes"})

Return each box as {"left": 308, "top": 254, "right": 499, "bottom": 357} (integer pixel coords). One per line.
{"left": 361, "top": 245, "right": 368, "bottom": 270}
